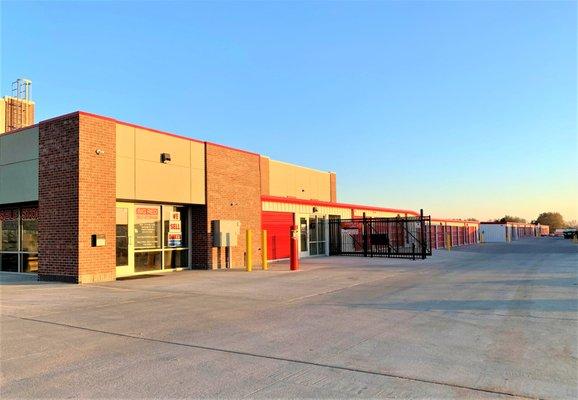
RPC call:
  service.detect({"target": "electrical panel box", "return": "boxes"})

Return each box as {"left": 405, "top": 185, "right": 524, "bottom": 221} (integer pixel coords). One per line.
{"left": 212, "top": 220, "right": 241, "bottom": 247}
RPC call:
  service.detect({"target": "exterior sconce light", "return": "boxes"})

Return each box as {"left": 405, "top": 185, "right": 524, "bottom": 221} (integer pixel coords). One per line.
{"left": 313, "top": 207, "right": 318, "bottom": 213}
{"left": 161, "top": 153, "right": 171, "bottom": 163}
{"left": 95, "top": 149, "right": 104, "bottom": 155}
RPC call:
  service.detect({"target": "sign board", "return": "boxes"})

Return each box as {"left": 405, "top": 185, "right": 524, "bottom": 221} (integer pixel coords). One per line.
{"left": 168, "top": 211, "right": 182, "bottom": 247}
{"left": 135, "top": 206, "right": 160, "bottom": 249}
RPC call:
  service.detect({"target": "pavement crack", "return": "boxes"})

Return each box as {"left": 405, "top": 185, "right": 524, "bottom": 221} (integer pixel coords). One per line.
{"left": 6, "top": 314, "right": 541, "bottom": 400}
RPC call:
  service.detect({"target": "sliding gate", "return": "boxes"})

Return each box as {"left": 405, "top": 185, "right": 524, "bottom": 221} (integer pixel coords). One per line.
{"left": 329, "top": 211, "right": 432, "bottom": 259}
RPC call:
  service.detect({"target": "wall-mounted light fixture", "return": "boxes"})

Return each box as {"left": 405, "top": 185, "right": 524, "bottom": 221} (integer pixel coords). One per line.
{"left": 95, "top": 149, "right": 104, "bottom": 155}
{"left": 161, "top": 153, "right": 171, "bottom": 163}
{"left": 313, "top": 207, "right": 318, "bottom": 213}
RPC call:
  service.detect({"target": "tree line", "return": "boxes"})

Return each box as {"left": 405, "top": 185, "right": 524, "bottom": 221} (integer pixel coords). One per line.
{"left": 493, "top": 212, "right": 573, "bottom": 232}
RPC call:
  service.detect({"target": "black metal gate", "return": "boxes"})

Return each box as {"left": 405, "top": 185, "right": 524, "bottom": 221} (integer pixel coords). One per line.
{"left": 328, "top": 210, "right": 432, "bottom": 259}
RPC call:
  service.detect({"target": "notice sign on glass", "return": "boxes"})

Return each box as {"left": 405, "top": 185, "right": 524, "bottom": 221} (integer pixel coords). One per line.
{"left": 168, "top": 211, "right": 182, "bottom": 248}
{"left": 135, "top": 206, "right": 161, "bottom": 249}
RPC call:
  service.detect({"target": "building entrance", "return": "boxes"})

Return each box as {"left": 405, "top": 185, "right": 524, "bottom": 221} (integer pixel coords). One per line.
{"left": 115, "top": 202, "right": 190, "bottom": 277}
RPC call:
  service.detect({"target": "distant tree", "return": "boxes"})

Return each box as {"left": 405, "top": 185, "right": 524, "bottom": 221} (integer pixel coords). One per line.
{"left": 495, "top": 215, "right": 526, "bottom": 223}
{"left": 535, "top": 212, "right": 565, "bottom": 231}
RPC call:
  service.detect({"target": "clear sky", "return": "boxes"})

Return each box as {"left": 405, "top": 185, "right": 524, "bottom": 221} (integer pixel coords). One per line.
{"left": 2, "top": 1, "right": 576, "bottom": 222}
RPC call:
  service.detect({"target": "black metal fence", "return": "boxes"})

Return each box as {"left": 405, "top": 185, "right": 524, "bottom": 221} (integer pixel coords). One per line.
{"left": 328, "top": 210, "right": 432, "bottom": 259}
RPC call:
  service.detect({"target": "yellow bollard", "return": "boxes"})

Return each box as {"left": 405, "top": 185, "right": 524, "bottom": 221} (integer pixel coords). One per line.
{"left": 262, "top": 230, "right": 268, "bottom": 270}
{"left": 246, "top": 229, "right": 252, "bottom": 272}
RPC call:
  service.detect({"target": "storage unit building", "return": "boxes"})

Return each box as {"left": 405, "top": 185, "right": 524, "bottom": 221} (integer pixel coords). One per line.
{"left": 429, "top": 219, "right": 479, "bottom": 249}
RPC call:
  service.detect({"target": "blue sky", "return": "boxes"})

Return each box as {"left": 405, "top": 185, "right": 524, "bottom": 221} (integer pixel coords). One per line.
{"left": 2, "top": 1, "right": 576, "bottom": 222}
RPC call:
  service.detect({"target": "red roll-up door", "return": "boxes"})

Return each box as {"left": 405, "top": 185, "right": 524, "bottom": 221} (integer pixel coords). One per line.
{"left": 437, "top": 225, "right": 445, "bottom": 248}
{"left": 458, "top": 227, "right": 464, "bottom": 246}
{"left": 262, "top": 211, "right": 293, "bottom": 260}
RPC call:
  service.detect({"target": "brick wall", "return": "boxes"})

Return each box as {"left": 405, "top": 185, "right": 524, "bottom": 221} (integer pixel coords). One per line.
{"left": 38, "top": 114, "right": 80, "bottom": 282}
{"left": 38, "top": 113, "right": 116, "bottom": 283}
{"left": 77, "top": 114, "right": 116, "bottom": 283}
{"left": 206, "top": 144, "right": 262, "bottom": 269}
{"left": 190, "top": 204, "right": 209, "bottom": 268}
{"left": 259, "top": 156, "right": 269, "bottom": 196}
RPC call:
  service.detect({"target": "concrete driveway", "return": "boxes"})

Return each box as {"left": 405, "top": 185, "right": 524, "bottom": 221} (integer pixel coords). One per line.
{"left": 1, "top": 238, "right": 577, "bottom": 399}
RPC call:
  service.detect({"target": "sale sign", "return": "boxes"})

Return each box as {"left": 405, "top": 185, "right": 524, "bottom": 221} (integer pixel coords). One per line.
{"left": 168, "top": 212, "right": 182, "bottom": 247}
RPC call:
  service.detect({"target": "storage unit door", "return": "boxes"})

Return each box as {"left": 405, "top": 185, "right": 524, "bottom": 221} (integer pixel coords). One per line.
{"left": 437, "top": 225, "right": 445, "bottom": 248}
{"left": 262, "top": 211, "right": 293, "bottom": 260}
{"left": 458, "top": 227, "right": 464, "bottom": 246}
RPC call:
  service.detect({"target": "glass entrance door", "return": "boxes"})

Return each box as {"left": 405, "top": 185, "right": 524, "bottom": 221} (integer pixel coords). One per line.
{"left": 115, "top": 203, "right": 134, "bottom": 277}
{"left": 299, "top": 216, "right": 309, "bottom": 257}
{"left": 308, "top": 215, "right": 327, "bottom": 256}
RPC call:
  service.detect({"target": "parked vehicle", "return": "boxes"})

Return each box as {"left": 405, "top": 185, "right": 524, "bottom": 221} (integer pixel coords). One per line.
{"left": 563, "top": 229, "right": 578, "bottom": 240}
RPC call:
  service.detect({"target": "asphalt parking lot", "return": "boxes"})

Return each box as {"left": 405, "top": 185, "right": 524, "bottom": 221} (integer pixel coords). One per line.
{"left": 1, "top": 237, "right": 577, "bottom": 399}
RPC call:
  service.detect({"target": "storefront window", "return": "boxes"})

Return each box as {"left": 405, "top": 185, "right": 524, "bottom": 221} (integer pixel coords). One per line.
{"left": 21, "top": 253, "right": 39, "bottom": 273}
{"left": 116, "top": 208, "right": 129, "bottom": 266}
{"left": 134, "top": 205, "right": 161, "bottom": 250}
{"left": 135, "top": 251, "right": 162, "bottom": 272}
{"left": 164, "top": 249, "right": 187, "bottom": 269}
{"left": 134, "top": 205, "right": 162, "bottom": 272}
{"left": 163, "top": 206, "right": 188, "bottom": 248}
{"left": 0, "top": 207, "right": 39, "bottom": 273}
{"left": 1, "top": 209, "right": 19, "bottom": 252}
{"left": 1, "top": 253, "right": 18, "bottom": 272}
{"left": 21, "top": 208, "right": 38, "bottom": 253}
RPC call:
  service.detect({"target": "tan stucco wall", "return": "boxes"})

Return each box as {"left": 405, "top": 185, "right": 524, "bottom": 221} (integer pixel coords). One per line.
{"left": 0, "top": 126, "right": 39, "bottom": 204}
{"left": 115, "top": 123, "right": 205, "bottom": 204}
{"left": 268, "top": 159, "right": 331, "bottom": 201}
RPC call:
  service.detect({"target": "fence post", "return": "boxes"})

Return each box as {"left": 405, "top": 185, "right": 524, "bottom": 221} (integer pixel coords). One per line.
{"left": 362, "top": 213, "right": 368, "bottom": 257}
{"left": 420, "top": 209, "right": 426, "bottom": 259}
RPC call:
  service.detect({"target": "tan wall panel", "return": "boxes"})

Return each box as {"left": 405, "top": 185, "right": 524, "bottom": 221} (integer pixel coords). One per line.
{"left": 115, "top": 123, "right": 206, "bottom": 204}
{"left": 268, "top": 160, "right": 331, "bottom": 201}
{"left": 190, "top": 141, "right": 205, "bottom": 204}
{"left": 116, "top": 124, "right": 135, "bottom": 158}
{"left": 135, "top": 128, "right": 190, "bottom": 167}
{"left": 0, "top": 126, "right": 38, "bottom": 164}
{"left": 0, "top": 159, "right": 38, "bottom": 203}
{"left": 116, "top": 156, "right": 135, "bottom": 199}
{"left": 135, "top": 161, "right": 191, "bottom": 203}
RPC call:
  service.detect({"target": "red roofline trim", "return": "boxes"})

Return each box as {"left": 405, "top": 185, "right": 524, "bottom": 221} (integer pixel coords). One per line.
{"left": 261, "top": 195, "right": 420, "bottom": 216}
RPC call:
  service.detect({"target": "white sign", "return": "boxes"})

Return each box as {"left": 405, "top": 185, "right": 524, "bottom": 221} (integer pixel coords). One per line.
{"left": 168, "top": 212, "right": 182, "bottom": 247}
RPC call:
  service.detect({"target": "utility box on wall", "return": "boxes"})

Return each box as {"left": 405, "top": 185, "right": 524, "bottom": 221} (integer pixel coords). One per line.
{"left": 212, "top": 220, "right": 241, "bottom": 247}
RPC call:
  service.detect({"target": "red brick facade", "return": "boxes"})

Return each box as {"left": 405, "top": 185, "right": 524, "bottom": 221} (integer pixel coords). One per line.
{"left": 38, "top": 114, "right": 80, "bottom": 282}
{"left": 77, "top": 114, "right": 116, "bottom": 283}
{"left": 259, "top": 156, "right": 270, "bottom": 196}
{"left": 38, "top": 113, "right": 116, "bottom": 283}
{"left": 206, "top": 144, "right": 263, "bottom": 269}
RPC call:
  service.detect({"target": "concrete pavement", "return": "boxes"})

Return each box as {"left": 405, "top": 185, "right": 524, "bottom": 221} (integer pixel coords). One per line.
{"left": 1, "top": 237, "right": 577, "bottom": 398}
